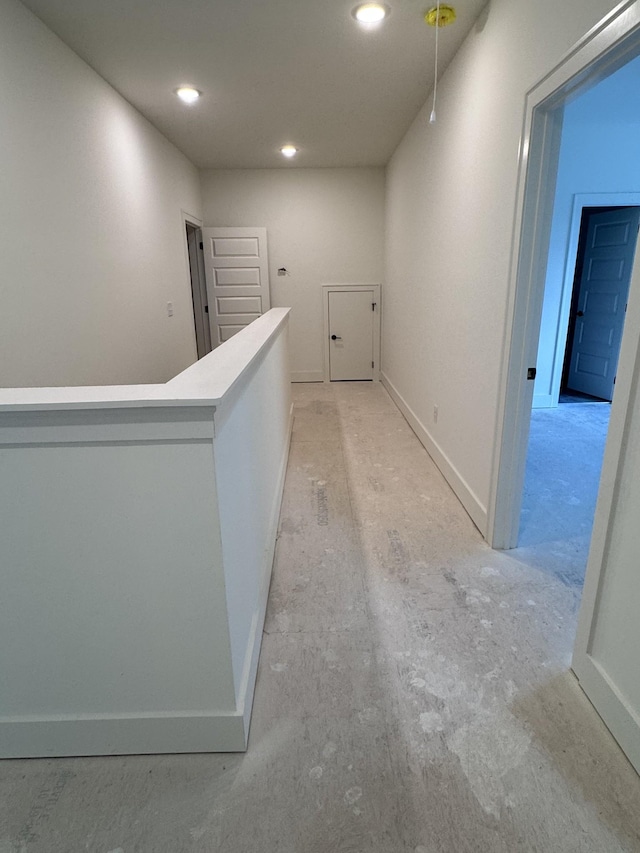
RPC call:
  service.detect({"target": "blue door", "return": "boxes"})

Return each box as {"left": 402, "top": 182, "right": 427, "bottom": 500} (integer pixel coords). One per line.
{"left": 567, "top": 207, "right": 640, "bottom": 400}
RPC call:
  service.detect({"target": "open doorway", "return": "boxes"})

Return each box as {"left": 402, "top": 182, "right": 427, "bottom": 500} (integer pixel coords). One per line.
{"left": 490, "top": 2, "right": 640, "bottom": 775}
{"left": 561, "top": 206, "right": 640, "bottom": 402}
{"left": 491, "top": 30, "right": 640, "bottom": 552}
{"left": 185, "top": 220, "right": 212, "bottom": 359}
{"left": 510, "top": 48, "right": 640, "bottom": 586}
{"left": 516, "top": 203, "right": 640, "bottom": 585}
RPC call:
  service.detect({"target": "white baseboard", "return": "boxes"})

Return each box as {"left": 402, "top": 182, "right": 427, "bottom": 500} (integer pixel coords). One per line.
{"left": 0, "top": 712, "right": 247, "bottom": 758}
{"left": 572, "top": 655, "right": 640, "bottom": 776}
{"left": 235, "top": 401, "right": 294, "bottom": 742}
{"left": 381, "top": 372, "right": 487, "bottom": 536}
{"left": 291, "top": 371, "right": 324, "bottom": 383}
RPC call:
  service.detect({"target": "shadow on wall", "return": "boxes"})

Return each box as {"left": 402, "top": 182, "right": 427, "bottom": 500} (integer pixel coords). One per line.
{"left": 475, "top": 1, "right": 491, "bottom": 33}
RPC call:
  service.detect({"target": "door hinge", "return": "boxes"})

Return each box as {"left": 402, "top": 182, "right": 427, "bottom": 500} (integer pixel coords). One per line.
{"left": 527, "top": 367, "right": 537, "bottom": 380}
{"left": 372, "top": 302, "right": 377, "bottom": 311}
{"left": 372, "top": 361, "right": 374, "bottom": 368}
{"left": 205, "top": 305, "right": 209, "bottom": 313}
{"left": 199, "top": 241, "right": 203, "bottom": 250}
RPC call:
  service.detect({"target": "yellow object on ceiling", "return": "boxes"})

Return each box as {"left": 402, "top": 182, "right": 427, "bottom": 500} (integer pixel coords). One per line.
{"left": 424, "top": 5, "right": 457, "bottom": 27}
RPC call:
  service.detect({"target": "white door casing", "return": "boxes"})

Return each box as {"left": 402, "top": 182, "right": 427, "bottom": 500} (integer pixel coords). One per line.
{"left": 572, "top": 236, "right": 640, "bottom": 776}
{"left": 322, "top": 284, "right": 381, "bottom": 382}
{"left": 488, "top": 1, "right": 640, "bottom": 776}
{"left": 202, "top": 227, "right": 270, "bottom": 347}
{"left": 488, "top": 3, "right": 640, "bottom": 550}
{"left": 567, "top": 207, "right": 640, "bottom": 400}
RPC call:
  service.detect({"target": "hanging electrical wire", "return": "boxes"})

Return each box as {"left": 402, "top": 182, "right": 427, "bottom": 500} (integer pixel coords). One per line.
{"left": 424, "top": 4, "right": 457, "bottom": 124}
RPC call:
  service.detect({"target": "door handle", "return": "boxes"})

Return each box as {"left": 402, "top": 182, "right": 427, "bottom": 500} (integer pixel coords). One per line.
{"left": 577, "top": 310, "right": 584, "bottom": 317}
{"left": 331, "top": 334, "right": 342, "bottom": 340}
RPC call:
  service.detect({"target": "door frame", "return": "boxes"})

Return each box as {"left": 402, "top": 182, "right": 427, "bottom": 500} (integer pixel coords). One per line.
{"left": 182, "top": 210, "right": 206, "bottom": 361}
{"left": 488, "top": 1, "right": 640, "bottom": 550}
{"left": 322, "top": 284, "right": 381, "bottom": 383}
{"left": 548, "top": 194, "right": 640, "bottom": 406}
{"left": 184, "top": 217, "right": 212, "bottom": 359}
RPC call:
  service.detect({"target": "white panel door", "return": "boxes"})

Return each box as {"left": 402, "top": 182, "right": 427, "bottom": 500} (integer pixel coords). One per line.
{"left": 329, "top": 290, "right": 374, "bottom": 381}
{"left": 202, "top": 227, "right": 270, "bottom": 346}
{"left": 567, "top": 208, "right": 640, "bottom": 400}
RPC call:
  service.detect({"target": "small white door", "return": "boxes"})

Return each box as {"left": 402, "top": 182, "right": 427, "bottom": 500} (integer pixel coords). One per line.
{"left": 329, "top": 290, "right": 374, "bottom": 381}
{"left": 201, "top": 227, "right": 270, "bottom": 347}
{"left": 567, "top": 207, "right": 640, "bottom": 400}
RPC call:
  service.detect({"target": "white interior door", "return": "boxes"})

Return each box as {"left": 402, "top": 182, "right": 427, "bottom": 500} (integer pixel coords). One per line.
{"left": 567, "top": 207, "right": 640, "bottom": 400}
{"left": 329, "top": 290, "right": 374, "bottom": 381}
{"left": 201, "top": 227, "right": 270, "bottom": 346}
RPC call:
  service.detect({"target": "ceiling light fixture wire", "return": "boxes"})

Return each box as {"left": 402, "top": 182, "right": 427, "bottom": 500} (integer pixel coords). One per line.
{"left": 430, "top": 0, "right": 440, "bottom": 123}
{"left": 425, "top": 4, "right": 456, "bottom": 124}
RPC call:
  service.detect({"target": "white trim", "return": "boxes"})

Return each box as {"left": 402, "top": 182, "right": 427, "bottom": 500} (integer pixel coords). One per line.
{"left": 552, "top": 666, "right": 639, "bottom": 769}
{"left": 571, "top": 235, "right": 640, "bottom": 776}
{"left": 382, "top": 371, "right": 487, "bottom": 535}
{"left": 573, "top": 656, "right": 640, "bottom": 775}
{"left": 321, "top": 283, "right": 381, "bottom": 383}
{"left": 0, "top": 713, "right": 247, "bottom": 757}
{"left": 488, "top": 102, "right": 564, "bottom": 547}
{"left": 488, "top": 1, "right": 640, "bottom": 550}
{"left": 182, "top": 210, "right": 203, "bottom": 228}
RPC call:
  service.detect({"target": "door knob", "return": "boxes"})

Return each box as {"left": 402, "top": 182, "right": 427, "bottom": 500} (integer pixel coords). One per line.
{"left": 331, "top": 334, "right": 342, "bottom": 340}
{"left": 577, "top": 310, "right": 584, "bottom": 317}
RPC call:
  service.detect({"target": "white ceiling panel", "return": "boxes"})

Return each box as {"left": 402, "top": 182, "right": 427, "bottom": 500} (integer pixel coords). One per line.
{"left": 21, "top": 0, "right": 488, "bottom": 168}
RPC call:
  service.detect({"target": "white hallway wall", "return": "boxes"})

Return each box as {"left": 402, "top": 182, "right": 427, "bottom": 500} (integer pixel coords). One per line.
{"left": 383, "top": 0, "right": 622, "bottom": 535}
{"left": 200, "top": 168, "right": 385, "bottom": 381}
{"left": 0, "top": 0, "right": 202, "bottom": 389}
{"left": 535, "top": 55, "right": 640, "bottom": 407}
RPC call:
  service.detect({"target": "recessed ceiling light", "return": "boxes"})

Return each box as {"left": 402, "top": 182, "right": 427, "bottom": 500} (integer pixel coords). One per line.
{"left": 353, "top": 3, "right": 389, "bottom": 23}
{"left": 280, "top": 145, "right": 298, "bottom": 158}
{"left": 176, "top": 87, "right": 201, "bottom": 105}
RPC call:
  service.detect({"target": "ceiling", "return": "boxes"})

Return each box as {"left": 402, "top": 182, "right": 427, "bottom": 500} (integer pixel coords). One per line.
{"left": 21, "top": 0, "right": 488, "bottom": 169}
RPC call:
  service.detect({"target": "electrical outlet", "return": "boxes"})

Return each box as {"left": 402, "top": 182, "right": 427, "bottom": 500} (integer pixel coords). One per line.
{"left": 167, "top": 302, "right": 174, "bottom": 317}
{"left": 433, "top": 404, "right": 439, "bottom": 424}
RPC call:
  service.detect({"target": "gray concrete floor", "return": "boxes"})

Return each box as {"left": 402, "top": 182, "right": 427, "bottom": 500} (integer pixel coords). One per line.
{"left": 1, "top": 382, "right": 639, "bottom": 852}
{"left": 517, "top": 401, "right": 610, "bottom": 586}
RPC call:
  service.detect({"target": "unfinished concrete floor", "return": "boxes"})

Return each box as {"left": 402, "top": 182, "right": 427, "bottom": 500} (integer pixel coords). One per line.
{"left": 1, "top": 382, "right": 640, "bottom": 852}
{"left": 517, "top": 401, "right": 610, "bottom": 586}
